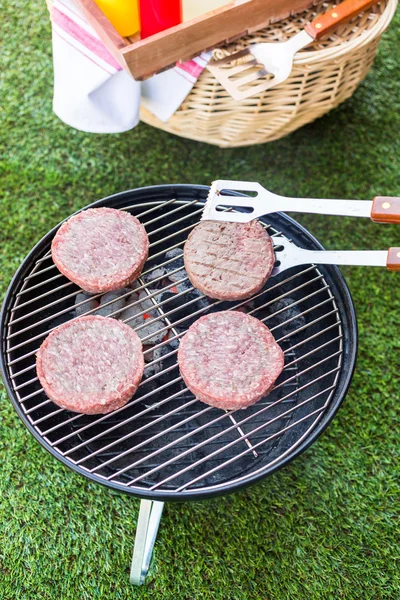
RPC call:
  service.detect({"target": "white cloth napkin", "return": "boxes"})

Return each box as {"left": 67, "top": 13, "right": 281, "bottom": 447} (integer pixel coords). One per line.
{"left": 51, "top": 0, "right": 140, "bottom": 133}
{"left": 141, "top": 52, "right": 211, "bottom": 122}
{"left": 50, "top": 0, "right": 210, "bottom": 132}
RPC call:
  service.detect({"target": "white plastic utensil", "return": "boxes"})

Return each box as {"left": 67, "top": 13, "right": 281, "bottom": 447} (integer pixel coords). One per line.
{"left": 271, "top": 236, "right": 400, "bottom": 275}
{"left": 202, "top": 180, "right": 400, "bottom": 224}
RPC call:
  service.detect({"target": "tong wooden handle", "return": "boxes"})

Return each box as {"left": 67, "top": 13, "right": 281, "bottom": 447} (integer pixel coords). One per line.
{"left": 371, "top": 197, "right": 400, "bottom": 223}
{"left": 387, "top": 248, "right": 400, "bottom": 271}
{"left": 305, "top": 0, "right": 380, "bottom": 39}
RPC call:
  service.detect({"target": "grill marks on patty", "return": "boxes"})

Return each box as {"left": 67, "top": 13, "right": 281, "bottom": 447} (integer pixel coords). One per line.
{"left": 184, "top": 220, "right": 275, "bottom": 300}
{"left": 44, "top": 210, "right": 279, "bottom": 415}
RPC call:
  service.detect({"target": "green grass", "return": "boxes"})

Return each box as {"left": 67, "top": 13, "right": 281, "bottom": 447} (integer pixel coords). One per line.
{"left": 1, "top": 1, "right": 400, "bottom": 598}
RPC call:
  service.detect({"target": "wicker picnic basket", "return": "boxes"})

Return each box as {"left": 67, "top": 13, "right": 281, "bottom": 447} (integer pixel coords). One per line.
{"left": 140, "top": 0, "right": 397, "bottom": 147}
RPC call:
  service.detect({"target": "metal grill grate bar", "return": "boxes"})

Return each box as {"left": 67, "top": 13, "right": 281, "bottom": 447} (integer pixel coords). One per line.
{"left": 6, "top": 256, "right": 316, "bottom": 367}
{"left": 82, "top": 350, "right": 342, "bottom": 477}
{"left": 123, "top": 197, "right": 181, "bottom": 218}
{"left": 7, "top": 271, "right": 188, "bottom": 340}
{"left": 138, "top": 199, "right": 199, "bottom": 227}
{"left": 7, "top": 263, "right": 321, "bottom": 377}
{"left": 16, "top": 273, "right": 64, "bottom": 297}
{"left": 18, "top": 315, "right": 340, "bottom": 457}
{"left": 9, "top": 201, "right": 206, "bottom": 321}
{"left": 22, "top": 297, "right": 339, "bottom": 429}
{"left": 109, "top": 387, "right": 333, "bottom": 489}
{"left": 24, "top": 263, "right": 60, "bottom": 282}
{"left": 69, "top": 349, "right": 338, "bottom": 467}
{"left": 133, "top": 379, "right": 338, "bottom": 490}
{"left": 35, "top": 375, "right": 185, "bottom": 429}
{"left": 284, "top": 334, "right": 342, "bottom": 368}
{"left": 44, "top": 337, "right": 332, "bottom": 462}
{"left": 12, "top": 283, "right": 76, "bottom": 314}
{"left": 176, "top": 403, "right": 331, "bottom": 493}
{"left": 273, "top": 309, "right": 339, "bottom": 343}
{"left": 270, "top": 297, "right": 333, "bottom": 331}
{"left": 3, "top": 195, "right": 348, "bottom": 496}
{"left": 70, "top": 343, "right": 339, "bottom": 463}
{"left": 146, "top": 205, "right": 203, "bottom": 237}
{"left": 148, "top": 222, "right": 197, "bottom": 250}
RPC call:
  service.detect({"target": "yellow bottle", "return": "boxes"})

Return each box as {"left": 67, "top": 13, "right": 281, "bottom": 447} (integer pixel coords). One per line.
{"left": 94, "top": 0, "right": 140, "bottom": 37}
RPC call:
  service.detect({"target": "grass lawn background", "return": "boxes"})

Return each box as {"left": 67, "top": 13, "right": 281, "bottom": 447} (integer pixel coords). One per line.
{"left": 1, "top": 1, "right": 400, "bottom": 598}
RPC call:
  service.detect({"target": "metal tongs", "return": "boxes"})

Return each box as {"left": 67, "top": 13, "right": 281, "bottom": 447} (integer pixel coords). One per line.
{"left": 271, "top": 236, "right": 400, "bottom": 274}
{"left": 202, "top": 180, "right": 400, "bottom": 273}
{"left": 202, "top": 180, "right": 400, "bottom": 224}
{"left": 207, "top": 0, "right": 381, "bottom": 101}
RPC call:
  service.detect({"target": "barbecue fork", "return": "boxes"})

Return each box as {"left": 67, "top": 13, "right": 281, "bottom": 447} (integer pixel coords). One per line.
{"left": 207, "top": 0, "right": 380, "bottom": 101}
{"left": 202, "top": 180, "right": 400, "bottom": 224}
{"left": 271, "top": 236, "right": 400, "bottom": 274}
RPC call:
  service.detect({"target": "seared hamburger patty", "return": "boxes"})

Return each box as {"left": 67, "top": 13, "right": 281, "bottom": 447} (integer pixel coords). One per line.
{"left": 36, "top": 315, "right": 144, "bottom": 415}
{"left": 52, "top": 207, "right": 149, "bottom": 294}
{"left": 184, "top": 220, "right": 275, "bottom": 301}
{"left": 178, "top": 311, "right": 284, "bottom": 410}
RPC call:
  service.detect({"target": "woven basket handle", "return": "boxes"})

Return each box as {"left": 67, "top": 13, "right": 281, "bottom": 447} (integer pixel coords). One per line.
{"left": 305, "top": 0, "right": 380, "bottom": 39}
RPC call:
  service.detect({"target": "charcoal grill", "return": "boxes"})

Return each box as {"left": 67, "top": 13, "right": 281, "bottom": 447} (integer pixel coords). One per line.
{"left": 0, "top": 184, "right": 357, "bottom": 584}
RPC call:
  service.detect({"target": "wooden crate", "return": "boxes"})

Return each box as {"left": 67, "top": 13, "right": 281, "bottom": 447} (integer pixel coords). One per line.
{"left": 74, "top": 0, "right": 317, "bottom": 80}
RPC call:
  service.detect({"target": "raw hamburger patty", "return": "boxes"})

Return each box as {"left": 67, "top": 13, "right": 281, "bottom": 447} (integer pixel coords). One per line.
{"left": 36, "top": 315, "right": 144, "bottom": 415}
{"left": 184, "top": 220, "right": 275, "bottom": 301}
{"left": 178, "top": 311, "right": 284, "bottom": 410}
{"left": 52, "top": 207, "right": 149, "bottom": 294}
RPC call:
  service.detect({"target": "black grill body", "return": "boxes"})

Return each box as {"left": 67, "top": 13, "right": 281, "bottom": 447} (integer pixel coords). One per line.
{"left": 0, "top": 184, "right": 357, "bottom": 501}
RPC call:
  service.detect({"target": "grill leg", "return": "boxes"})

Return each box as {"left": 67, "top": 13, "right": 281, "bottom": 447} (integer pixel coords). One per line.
{"left": 130, "top": 499, "right": 164, "bottom": 585}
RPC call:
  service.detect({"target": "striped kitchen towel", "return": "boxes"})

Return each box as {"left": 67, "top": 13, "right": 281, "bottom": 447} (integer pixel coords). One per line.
{"left": 51, "top": 0, "right": 141, "bottom": 133}
{"left": 141, "top": 52, "right": 211, "bottom": 123}
{"left": 49, "top": 0, "right": 210, "bottom": 132}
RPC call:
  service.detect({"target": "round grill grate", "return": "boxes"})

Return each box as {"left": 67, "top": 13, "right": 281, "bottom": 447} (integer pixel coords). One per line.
{"left": 0, "top": 185, "right": 357, "bottom": 500}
